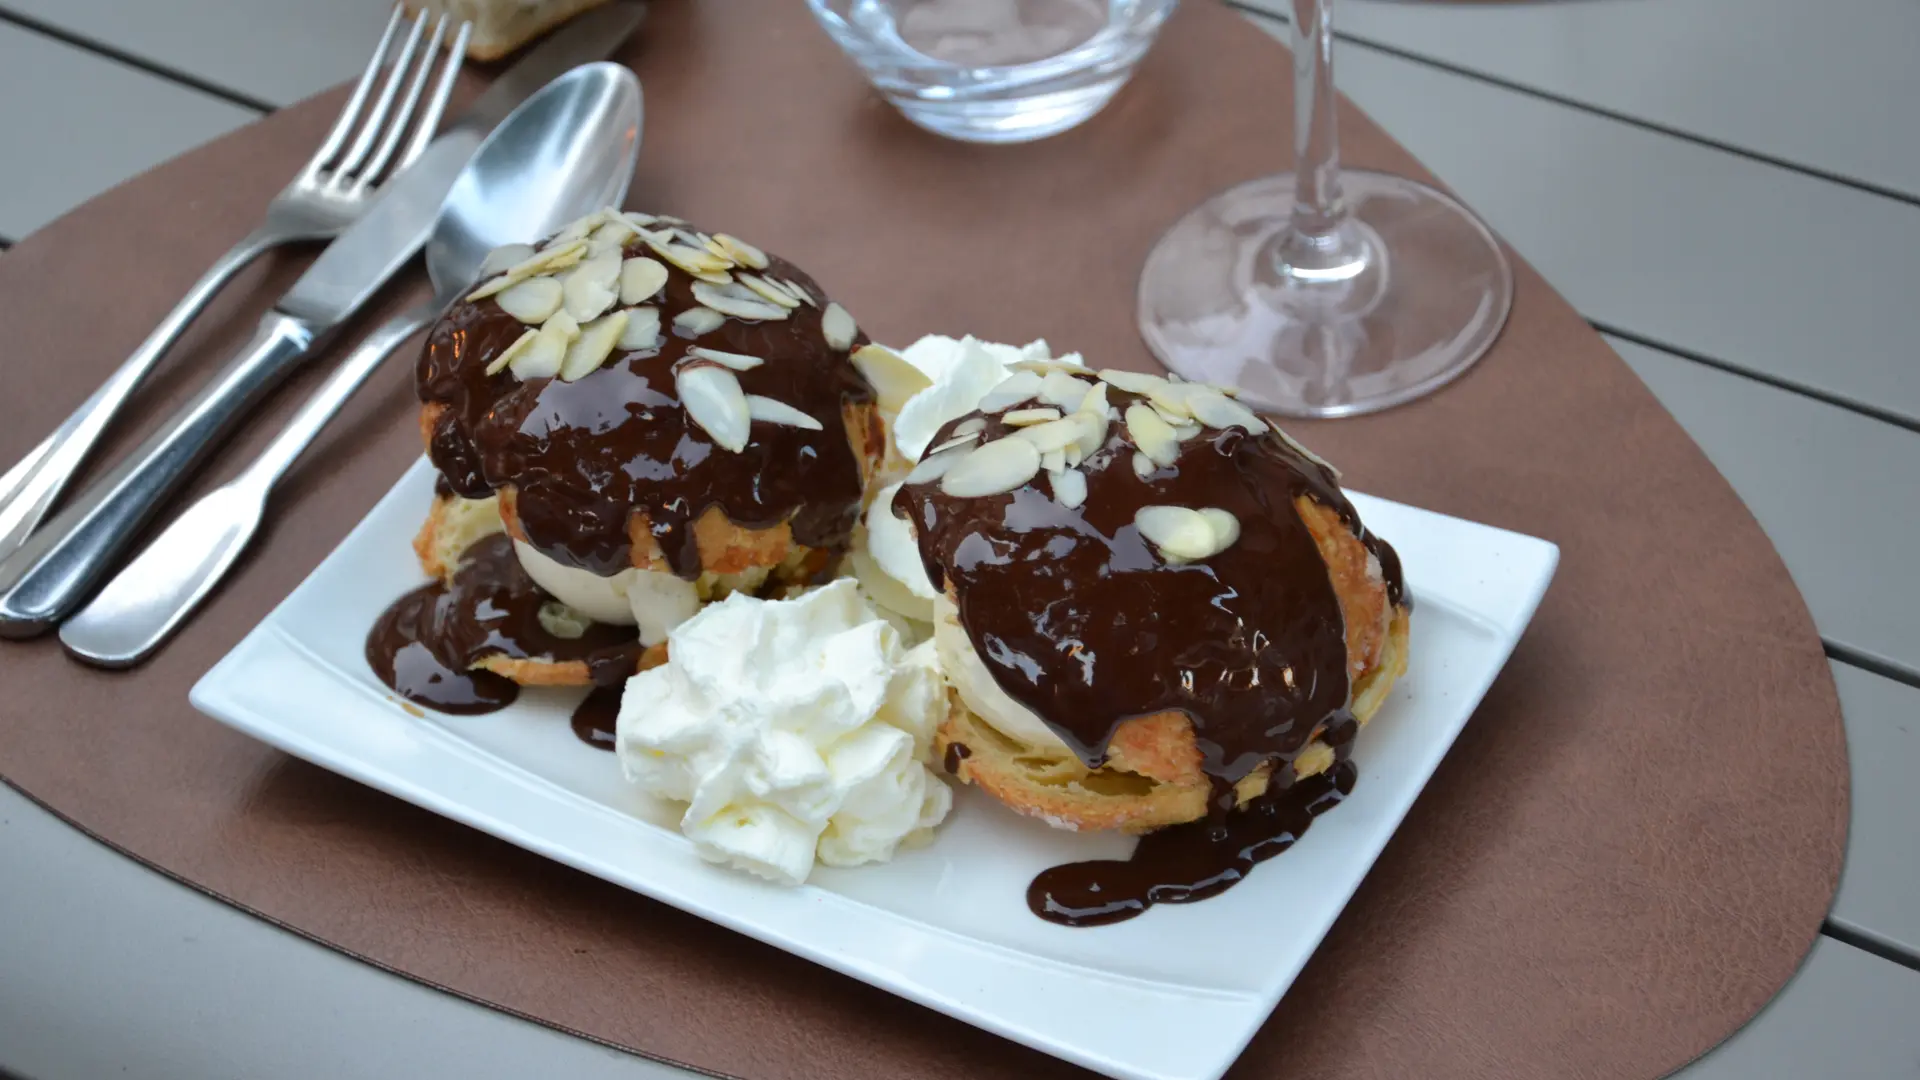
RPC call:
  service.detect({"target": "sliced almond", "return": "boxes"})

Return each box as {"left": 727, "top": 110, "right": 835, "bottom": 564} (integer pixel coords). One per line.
{"left": 508, "top": 324, "right": 567, "bottom": 381}
{"left": 618, "top": 306, "right": 662, "bottom": 351}
{"left": 905, "top": 447, "right": 965, "bottom": 485}
{"left": 1011, "top": 359, "right": 1089, "bottom": 377}
{"left": 1037, "top": 371, "right": 1094, "bottom": 411}
{"left": 940, "top": 437, "right": 1042, "bottom": 498}
{"left": 738, "top": 272, "right": 802, "bottom": 309}
{"left": 692, "top": 281, "right": 787, "bottom": 321}
{"left": 1132, "top": 451, "right": 1155, "bottom": 480}
{"left": 494, "top": 277, "right": 563, "bottom": 324}
{"left": 1152, "top": 403, "right": 1188, "bottom": 426}
{"left": 821, "top": 302, "right": 857, "bottom": 351}
{"left": 1135, "top": 506, "right": 1218, "bottom": 562}
{"left": 713, "top": 233, "right": 770, "bottom": 270}
{"left": 1051, "top": 468, "right": 1088, "bottom": 510}
{"left": 673, "top": 305, "right": 727, "bottom": 337}
{"left": 559, "top": 311, "right": 628, "bottom": 382}
{"left": 537, "top": 601, "right": 592, "bottom": 640}
{"left": 646, "top": 235, "right": 730, "bottom": 276}
{"left": 1170, "top": 421, "right": 1203, "bottom": 443}
{"left": 929, "top": 430, "right": 981, "bottom": 456}
{"left": 588, "top": 217, "right": 638, "bottom": 257}
{"left": 478, "top": 243, "right": 535, "bottom": 278}
{"left": 1125, "top": 403, "right": 1180, "bottom": 467}
{"left": 622, "top": 210, "right": 659, "bottom": 229}
{"left": 484, "top": 328, "right": 539, "bottom": 376}
{"left": 745, "top": 395, "right": 823, "bottom": 431}
{"left": 542, "top": 310, "right": 581, "bottom": 343}
{"left": 552, "top": 211, "right": 605, "bottom": 244}
{"left": 1187, "top": 388, "right": 1263, "bottom": 433}
{"left": 954, "top": 417, "right": 988, "bottom": 436}
{"left": 1012, "top": 416, "right": 1082, "bottom": 453}
{"left": 1099, "top": 368, "right": 1169, "bottom": 397}
{"left": 851, "top": 343, "right": 932, "bottom": 413}
{"left": 676, "top": 363, "right": 751, "bottom": 452}
{"left": 779, "top": 277, "right": 816, "bottom": 307}
{"left": 562, "top": 252, "right": 622, "bottom": 322}
{"left": 1064, "top": 442, "right": 1085, "bottom": 468}
{"left": 976, "top": 370, "right": 1044, "bottom": 414}
{"left": 1073, "top": 382, "right": 1112, "bottom": 459}
{"left": 465, "top": 238, "right": 589, "bottom": 301}
{"left": 1198, "top": 508, "right": 1241, "bottom": 552}
{"left": 619, "top": 257, "right": 669, "bottom": 305}
{"left": 689, "top": 268, "right": 734, "bottom": 286}
{"left": 686, "top": 346, "right": 764, "bottom": 372}
{"left": 1145, "top": 380, "right": 1195, "bottom": 418}
{"left": 1040, "top": 448, "right": 1066, "bottom": 473}
{"left": 1003, "top": 407, "right": 1062, "bottom": 427}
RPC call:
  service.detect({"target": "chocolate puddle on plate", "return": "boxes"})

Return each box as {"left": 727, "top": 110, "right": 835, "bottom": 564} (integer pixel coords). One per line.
{"left": 365, "top": 534, "right": 641, "bottom": 715}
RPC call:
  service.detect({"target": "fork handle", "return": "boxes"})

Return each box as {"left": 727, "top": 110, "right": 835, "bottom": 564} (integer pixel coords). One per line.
{"left": 0, "top": 309, "right": 319, "bottom": 638}
{"left": 0, "top": 224, "right": 284, "bottom": 560}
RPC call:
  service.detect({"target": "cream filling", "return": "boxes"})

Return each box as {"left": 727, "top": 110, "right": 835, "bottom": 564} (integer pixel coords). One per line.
{"left": 931, "top": 594, "right": 1074, "bottom": 756}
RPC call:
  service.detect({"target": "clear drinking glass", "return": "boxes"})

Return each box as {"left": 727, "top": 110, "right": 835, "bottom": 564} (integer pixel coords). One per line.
{"left": 809, "top": 0, "right": 1179, "bottom": 144}
{"left": 1136, "top": 0, "right": 1512, "bottom": 417}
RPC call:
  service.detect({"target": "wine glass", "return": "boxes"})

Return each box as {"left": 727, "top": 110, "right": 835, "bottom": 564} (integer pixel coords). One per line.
{"left": 1136, "top": 0, "right": 1512, "bottom": 418}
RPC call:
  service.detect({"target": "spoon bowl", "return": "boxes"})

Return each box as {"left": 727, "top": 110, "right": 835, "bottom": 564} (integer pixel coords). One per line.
{"left": 429, "top": 61, "right": 643, "bottom": 295}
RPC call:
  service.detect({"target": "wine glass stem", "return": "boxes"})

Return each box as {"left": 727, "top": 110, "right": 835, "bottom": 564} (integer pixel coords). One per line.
{"left": 1276, "top": 0, "right": 1367, "bottom": 281}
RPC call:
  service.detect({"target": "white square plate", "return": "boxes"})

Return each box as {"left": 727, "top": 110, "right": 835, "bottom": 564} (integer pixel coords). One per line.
{"left": 193, "top": 457, "right": 1557, "bottom": 1080}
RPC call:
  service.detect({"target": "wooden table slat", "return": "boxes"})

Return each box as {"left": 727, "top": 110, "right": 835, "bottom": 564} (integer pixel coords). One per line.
{"left": 1611, "top": 336, "right": 1920, "bottom": 681}
{"left": 1235, "top": 0, "right": 1920, "bottom": 203}
{"left": 0, "top": 21, "right": 256, "bottom": 242}
{"left": 0, "top": 0, "right": 387, "bottom": 110}
{"left": 1236, "top": 12, "right": 1920, "bottom": 428}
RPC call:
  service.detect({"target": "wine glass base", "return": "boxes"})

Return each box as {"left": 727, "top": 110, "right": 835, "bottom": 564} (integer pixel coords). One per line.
{"left": 1137, "top": 170, "right": 1514, "bottom": 418}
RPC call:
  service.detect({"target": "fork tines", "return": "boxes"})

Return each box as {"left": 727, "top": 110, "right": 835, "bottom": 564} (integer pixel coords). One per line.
{"left": 304, "top": 4, "right": 473, "bottom": 194}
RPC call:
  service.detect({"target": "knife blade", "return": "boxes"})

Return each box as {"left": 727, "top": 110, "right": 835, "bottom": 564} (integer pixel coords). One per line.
{"left": 0, "top": 2, "right": 648, "bottom": 636}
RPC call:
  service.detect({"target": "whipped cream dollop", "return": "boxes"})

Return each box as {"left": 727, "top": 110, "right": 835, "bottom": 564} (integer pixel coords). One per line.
{"left": 616, "top": 579, "right": 952, "bottom": 885}
{"left": 854, "top": 336, "right": 1086, "bottom": 627}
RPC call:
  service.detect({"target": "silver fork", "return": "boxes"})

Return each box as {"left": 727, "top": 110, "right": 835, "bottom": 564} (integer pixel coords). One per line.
{"left": 0, "top": 3, "right": 463, "bottom": 560}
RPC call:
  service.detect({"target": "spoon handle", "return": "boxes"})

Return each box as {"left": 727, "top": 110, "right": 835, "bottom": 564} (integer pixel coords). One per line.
{"left": 58, "top": 298, "right": 442, "bottom": 668}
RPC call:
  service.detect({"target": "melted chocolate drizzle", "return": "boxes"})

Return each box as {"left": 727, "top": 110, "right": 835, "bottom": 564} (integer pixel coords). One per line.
{"left": 570, "top": 684, "right": 623, "bottom": 751}
{"left": 1030, "top": 758, "right": 1356, "bottom": 926}
{"left": 366, "top": 535, "right": 641, "bottom": 715}
{"left": 418, "top": 223, "right": 875, "bottom": 579}
{"left": 894, "top": 390, "right": 1403, "bottom": 924}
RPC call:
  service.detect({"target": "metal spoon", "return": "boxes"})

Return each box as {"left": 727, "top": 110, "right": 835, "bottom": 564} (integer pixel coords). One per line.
{"left": 58, "top": 62, "right": 643, "bottom": 668}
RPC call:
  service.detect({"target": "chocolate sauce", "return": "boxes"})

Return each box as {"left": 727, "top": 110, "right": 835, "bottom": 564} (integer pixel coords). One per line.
{"left": 418, "top": 223, "right": 876, "bottom": 580}
{"left": 896, "top": 389, "right": 1404, "bottom": 922}
{"left": 895, "top": 397, "right": 1403, "bottom": 792}
{"left": 365, "top": 534, "right": 641, "bottom": 714}
{"left": 570, "top": 684, "right": 622, "bottom": 751}
{"left": 943, "top": 741, "right": 971, "bottom": 775}
{"left": 1029, "top": 758, "right": 1356, "bottom": 926}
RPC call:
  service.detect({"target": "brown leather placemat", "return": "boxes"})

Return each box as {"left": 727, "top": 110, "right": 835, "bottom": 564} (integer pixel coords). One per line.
{"left": 0, "top": 3, "right": 1846, "bottom": 1078}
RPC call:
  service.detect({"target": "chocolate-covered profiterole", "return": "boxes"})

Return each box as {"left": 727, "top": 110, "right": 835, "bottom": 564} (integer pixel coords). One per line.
{"left": 367, "top": 535, "right": 641, "bottom": 714}
{"left": 894, "top": 366, "right": 1405, "bottom": 924}
{"left": 418, "top": 210, "right": 878, "bottom": 580}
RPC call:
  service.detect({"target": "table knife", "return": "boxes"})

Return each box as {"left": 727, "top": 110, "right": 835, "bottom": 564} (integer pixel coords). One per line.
{"left": 0, "top": 2, "right": 647, "bottom": 638}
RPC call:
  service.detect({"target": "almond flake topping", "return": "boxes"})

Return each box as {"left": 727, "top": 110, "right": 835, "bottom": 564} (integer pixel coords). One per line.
{"left": 1003, "top": 407, "right": 1062, "bottom": 427}
{"left": 738, "top": 273, "right": 802, "bottom": 309}
{"left": 1125, "top": 403, "right": 1180, "bottom": 467}
{"left": 494, "top": 277, "right": 563, "bottom": 324}
{"left": 692, "top": 281, "right": 787, "bottom": 321}
{"left": 939, "top": 437, "right": 1042, "bottom": 498}
{"left": 619, "top": 257, "right": 669, "bottom": 304}
{"left": 685, "top": 346, "right": 764, "bottom": 372}
{"left": 821, "top": 302, "right": 857, "bottom": 351}
{"left": 676, "top": 363, "right": 751, "bottom": 452}
{"left": 713, "top": 234, "right": 770, "bottom": 270}
{"left": 745, "top": 395, "right": 823, "bottom": 431}
{"left": 617, "top": 306, "right": 662, "bottom": 351}
{"left": 1051, "top": 468, "right": 1088, "bottom": 509}
{"left": 673, "top": 306, "right": 727, "bottom": 337}
{"left": 558, "top": 311, "right": 628, "bottom": 382}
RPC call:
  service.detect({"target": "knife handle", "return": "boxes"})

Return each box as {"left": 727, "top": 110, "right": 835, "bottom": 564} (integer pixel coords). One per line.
{"left": 0, "top": 310, "right": 317, "bottom": 638}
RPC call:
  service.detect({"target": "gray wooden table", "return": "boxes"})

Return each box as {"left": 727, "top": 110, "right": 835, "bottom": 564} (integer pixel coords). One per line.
{"left": 2, "top": 2, "right": 1916, "bottom": 1077}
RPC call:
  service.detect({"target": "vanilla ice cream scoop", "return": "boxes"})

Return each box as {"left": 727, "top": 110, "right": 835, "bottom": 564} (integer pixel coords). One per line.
{"left": 616, "top": 579, "right": 952, "bottom": 885}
